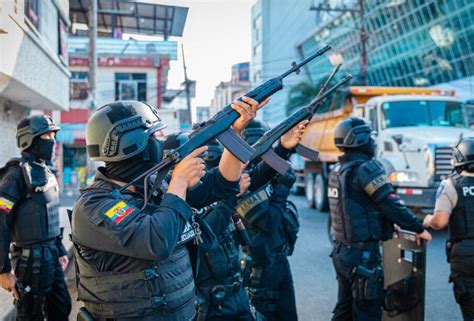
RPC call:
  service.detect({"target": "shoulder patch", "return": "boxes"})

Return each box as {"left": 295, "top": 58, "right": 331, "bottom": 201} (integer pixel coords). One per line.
{"left": 364, "top": 174, "right": 388, "bottom": 195}
{"left": 105, "top": 201, "right": 135, "bottom": 224}
{"left": 360, "top": 161, "right": 382, "bottom": 174}
{"left": 0, "top": 196, "right": 14, "bottom": 214}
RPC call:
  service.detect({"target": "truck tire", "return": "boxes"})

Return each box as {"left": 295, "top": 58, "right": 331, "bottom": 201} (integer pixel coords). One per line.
{"left": 314, "top": 173, "right": 329, "bottom": 212}
{"left": 305, "top": 172, "right": 315, "bottom": 208}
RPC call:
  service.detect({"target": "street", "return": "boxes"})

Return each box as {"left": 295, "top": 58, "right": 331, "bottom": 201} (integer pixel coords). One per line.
{"left": 288, "top": 194, "right": 462, "bottom": 321}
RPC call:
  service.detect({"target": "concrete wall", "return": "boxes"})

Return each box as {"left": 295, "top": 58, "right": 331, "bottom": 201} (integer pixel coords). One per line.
{"left": 0, "top": 0, "right": 70, "bottom": 111}
{"left": 0, "top": 98, "right": 24, "bottom": 165}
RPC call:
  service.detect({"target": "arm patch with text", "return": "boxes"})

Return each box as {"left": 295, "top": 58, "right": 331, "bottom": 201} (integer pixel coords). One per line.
{"left": 364, "top": 174, "right": 388, "bottom": 196}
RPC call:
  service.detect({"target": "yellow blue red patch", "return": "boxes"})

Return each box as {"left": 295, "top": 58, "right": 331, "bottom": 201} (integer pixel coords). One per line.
{"left": 0, "top": 197, "right": 14, "bottom": 214}
{"left": 105, "top": 201, "right": 135, "bottom": 224}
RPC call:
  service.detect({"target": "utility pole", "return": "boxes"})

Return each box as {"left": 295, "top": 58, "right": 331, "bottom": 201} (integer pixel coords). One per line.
{"left": 89, "top": 0, "right": 98, "bottom": 111}
{"left": 310, "top": 0, "right": 367, "bottom": 85}
{"left": 181, "top": 44, "right": 192, "bottom": 126}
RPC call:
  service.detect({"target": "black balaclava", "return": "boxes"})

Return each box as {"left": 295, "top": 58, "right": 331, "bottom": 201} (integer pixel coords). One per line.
{"left": 105, "top": 136, "right": 163, "bottom": 184}
{"left": 343, "top": 137, "right": 376, "bottom": 158}
{"left": 29, "top": 137, "right": 56, "bottom": 161}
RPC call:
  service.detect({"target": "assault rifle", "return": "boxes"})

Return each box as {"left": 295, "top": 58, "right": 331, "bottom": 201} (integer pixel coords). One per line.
{"left": 250, "top": 67, "right": 352, "bottom": 174}
{"left": 116, "top": 45, "right": 332, "bottom": 206}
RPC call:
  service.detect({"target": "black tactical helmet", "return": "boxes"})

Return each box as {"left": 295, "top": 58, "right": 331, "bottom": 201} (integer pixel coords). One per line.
{"left": 203, "top": 139, "right": 224, "bottom": 168}
{"left": 86, "top": 101, "right": 166, "bottom": 162}
{"left": 242, "top": 119, "right": 270, "bottom": 145}
{"left": 163, "top": 132, "right": 189, "bottom": 157}
{"left": 334, "top": 117, "right": 373, "bottom": 149}
{"left": 452, "top": 137, "right": 474, "bottom": 168}
{"left": 16, "top": 115, "right": 60, "bottom": 151}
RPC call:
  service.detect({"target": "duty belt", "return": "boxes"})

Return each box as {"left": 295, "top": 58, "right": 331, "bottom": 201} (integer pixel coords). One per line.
{"left": 335, "top": 238, "right": 379, "bottom": 250}
{"left": 15, "top": 238, "right": 56, "bottom": 249}
{"left": 198, "top": 274, "right": 243, "bottom": 301}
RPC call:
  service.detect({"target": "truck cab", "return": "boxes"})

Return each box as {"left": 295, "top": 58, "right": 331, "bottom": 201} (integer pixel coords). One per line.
{"left": 355, "top": 95, "right": 472, "bottom": 213}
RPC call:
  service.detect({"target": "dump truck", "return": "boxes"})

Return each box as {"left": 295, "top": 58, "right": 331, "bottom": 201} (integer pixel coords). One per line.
{"left": 296, "top": 86, "right": 471, "bottom": 215}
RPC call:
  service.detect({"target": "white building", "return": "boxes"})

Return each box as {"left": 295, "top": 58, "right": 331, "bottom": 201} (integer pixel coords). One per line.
{"left": 210, "top": 62, "right": 251, "bottom": 116}
{"left": 0, "top": 0, "right": 70, "bottom": 164}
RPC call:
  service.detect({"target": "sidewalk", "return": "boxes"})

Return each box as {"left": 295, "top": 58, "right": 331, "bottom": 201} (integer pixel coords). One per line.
{"left": 0, "top": 206, "right": 75, "bottom": 321}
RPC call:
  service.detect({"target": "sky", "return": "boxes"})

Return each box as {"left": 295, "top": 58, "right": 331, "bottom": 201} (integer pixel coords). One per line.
{"left": 154, "top": 0, "right": 256, "bottom": 107}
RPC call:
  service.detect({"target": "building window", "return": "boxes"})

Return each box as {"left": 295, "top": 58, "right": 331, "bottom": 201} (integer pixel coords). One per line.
{"left": 70, "top": 72, "right": 89, "bottom": 101}
{"left": 25, "top": 0, "right": 40, "bottom": 29}
{"left": 58, "top": 18, "right": 68, "bottom": 62}
{"left": 115, "top": 73, "right": 147, "bottom": 101}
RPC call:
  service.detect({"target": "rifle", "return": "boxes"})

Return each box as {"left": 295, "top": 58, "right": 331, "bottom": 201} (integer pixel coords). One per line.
{"left": 115, "top": 45, "right": 332, "bottom": 207}
{"left": 250, "top": 69, "right": 352, "bottom": 174}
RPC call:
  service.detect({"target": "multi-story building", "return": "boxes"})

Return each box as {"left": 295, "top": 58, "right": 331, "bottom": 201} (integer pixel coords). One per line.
{"left": 162, "top": 80, "right": 196, "bottom": 131}
{"left": 210, "top": 62, "right": 251, "bottom": 115}
{"left": 58, "top": 1, "right": 187, "bottom": 192}
{"left": 0, "top": 0, "right": 70, "bottom": 164}
{"left": 252, "top": 0, "right": 474, "bottom": 124}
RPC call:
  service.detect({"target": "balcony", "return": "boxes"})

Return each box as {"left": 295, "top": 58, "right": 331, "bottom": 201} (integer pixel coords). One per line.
{"left": 68, "top": 37, "right": 178, "bottom": 60}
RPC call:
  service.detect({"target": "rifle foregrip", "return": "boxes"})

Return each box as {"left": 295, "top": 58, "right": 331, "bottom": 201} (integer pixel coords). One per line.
{"left": 240, "top": 78, "right": 283, "bottom": 103}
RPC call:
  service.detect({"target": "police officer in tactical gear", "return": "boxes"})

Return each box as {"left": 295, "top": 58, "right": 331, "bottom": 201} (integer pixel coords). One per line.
{"left": 193, "top": 159, "right": 254, "bottom": 321}
{"left": 0, "top": 115, "right": 72, "bottom": 320}
{"left": 328, "top": 117, "right": 432, "bottom": 321}
{"left": 424, "top": 137, "right": 474, "bottom": 321}
{"left": 71, "top": 97, "right": 267, "bottom": 321}
{"left": 239, "top": 119, "right": 308, "bottom": 321}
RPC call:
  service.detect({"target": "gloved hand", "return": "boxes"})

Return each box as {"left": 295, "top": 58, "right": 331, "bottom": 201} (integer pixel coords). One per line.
{"left": 276, "top": 171, "right": 296, "bottom": 187}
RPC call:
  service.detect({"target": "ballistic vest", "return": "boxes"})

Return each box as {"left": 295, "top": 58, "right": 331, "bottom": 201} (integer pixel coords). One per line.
{"left": 328, "top": 160, "right": 384, "bottom": 244}
{"left": 237, "top": 184, "right": 288, "bottom": 261}
{"left": 72, "top": 185, "right": 195, "bottom": 319}
{"left": 12, "top": 158, "right": 60, "bottom": 246}
{"left": 197, "top": 213, "right": 241, "bottom": 285}
{"left": 448, "top": 173, "right": 474, "bottom": 242}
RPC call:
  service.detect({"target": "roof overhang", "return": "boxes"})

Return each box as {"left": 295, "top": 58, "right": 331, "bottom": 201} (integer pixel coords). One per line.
{"left": 70, "top": 0, "right": 188, "bottom": 38}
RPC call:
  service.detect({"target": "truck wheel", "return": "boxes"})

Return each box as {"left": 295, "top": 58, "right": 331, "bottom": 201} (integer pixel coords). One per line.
{"left": 314, "top": 174, "right": 329, "bottom": 212}
{"left": 305, "top": 172, "right": 315, "bottom": 208}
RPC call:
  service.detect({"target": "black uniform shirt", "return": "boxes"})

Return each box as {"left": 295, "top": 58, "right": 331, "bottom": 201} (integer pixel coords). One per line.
{"left": 72, "top": 167, "right": 239, "bottom": 273}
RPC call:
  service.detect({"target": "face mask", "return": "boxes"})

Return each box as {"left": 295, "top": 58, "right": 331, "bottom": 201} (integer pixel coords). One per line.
{"left": 31, "top": 138, "right": 55, "bottom": 161}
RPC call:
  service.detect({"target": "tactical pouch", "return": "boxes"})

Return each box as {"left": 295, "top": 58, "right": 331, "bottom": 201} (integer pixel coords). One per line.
{"left": 351, "top": 265, "right": 383, "bottom": 301}
{"left": 77, "top": 307, "right": 95, "bottom": 321}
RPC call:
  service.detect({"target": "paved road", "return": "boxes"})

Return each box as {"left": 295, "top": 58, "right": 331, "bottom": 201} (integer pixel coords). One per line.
{"left": 288, "top": 194, "right": 462, "bottom": 321}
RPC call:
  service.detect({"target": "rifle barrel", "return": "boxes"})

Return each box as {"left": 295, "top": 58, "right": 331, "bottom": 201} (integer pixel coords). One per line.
{"left": 318, "top": 63, "right": 342, "bottom": 96}
{"left": 280, "top": 45, "right": 331, "bottom": 78}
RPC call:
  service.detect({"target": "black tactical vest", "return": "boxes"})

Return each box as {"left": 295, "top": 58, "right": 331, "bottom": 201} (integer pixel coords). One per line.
{"left": 13, "top": 158, "right": 60, "bottom": 245}
{"left": 72, "top": 188, "right": 196, "bottom": 319}
{"left": 448, "top": 174, "right": 474, "bottom": 242}
{"left": 237, "top": 184, "right": 287, "bottom": 259}
{"left": 197, "top": 214, "right": 241, "bottom": 285}
{"left": 76, "top": 244, "right": 194, "bottom": 318}
{"left": 328, "top": 160, "right": 383, "bottom": 243}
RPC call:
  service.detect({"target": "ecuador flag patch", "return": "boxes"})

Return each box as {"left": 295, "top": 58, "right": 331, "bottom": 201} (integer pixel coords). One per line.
{"left": 0, "top": 197, "right": 14, "bottom": 214}
{"left": 105, "top": 201, "right": 135, "bottom": 224}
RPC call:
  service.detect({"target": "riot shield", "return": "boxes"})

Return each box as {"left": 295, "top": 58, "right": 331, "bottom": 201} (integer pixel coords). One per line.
{"left": 382, "top": 230, "right": 426, "bottom": 321}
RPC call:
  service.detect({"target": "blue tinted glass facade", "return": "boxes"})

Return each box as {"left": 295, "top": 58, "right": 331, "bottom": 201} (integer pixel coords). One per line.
{"left": 301, "top": 0, "right": 474, "bottom": 87}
